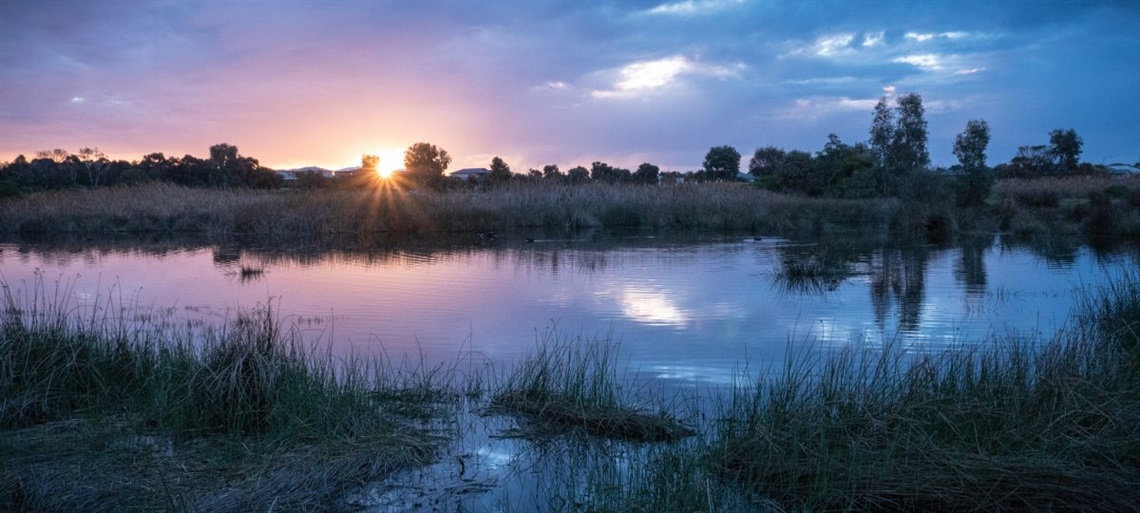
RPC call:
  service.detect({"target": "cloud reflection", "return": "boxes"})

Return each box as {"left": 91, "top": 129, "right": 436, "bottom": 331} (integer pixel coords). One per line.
{"left": 618, "top": 286, "right": 690, "bottom": 327}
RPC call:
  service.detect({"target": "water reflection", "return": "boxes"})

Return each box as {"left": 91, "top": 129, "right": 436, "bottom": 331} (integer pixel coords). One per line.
{"left": 2, "top": 231, "right": 1136, "bottom": 389}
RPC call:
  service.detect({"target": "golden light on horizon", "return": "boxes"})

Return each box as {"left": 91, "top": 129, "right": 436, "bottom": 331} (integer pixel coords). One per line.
{"left": 374, "top": 148, "right": 405, "bottom": 178}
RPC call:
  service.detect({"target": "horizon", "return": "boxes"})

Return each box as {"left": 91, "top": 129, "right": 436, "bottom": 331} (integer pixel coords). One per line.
{"left": 2, "top": 1, "right": 1138, "bottom": 172}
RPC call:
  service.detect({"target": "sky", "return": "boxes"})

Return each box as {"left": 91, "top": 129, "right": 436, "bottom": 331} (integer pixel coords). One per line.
{"left": 1, "top": 0, "right": 1137, "bottom": 174}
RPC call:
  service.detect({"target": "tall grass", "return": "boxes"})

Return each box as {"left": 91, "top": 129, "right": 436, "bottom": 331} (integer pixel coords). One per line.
{"left": 0, "top": 181, "right": 920, "bottom": 239}
{"left": 0, "top": 276, "right": 449, "bottom": 511}
{"left": 2, "top": 178, "right": 1137, "bottom": 244}
{"left": 706, "top": 273, "right": 1140, "bottom": 512}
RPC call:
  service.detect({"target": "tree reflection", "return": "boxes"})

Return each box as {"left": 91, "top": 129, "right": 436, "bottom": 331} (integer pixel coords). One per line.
{"left": 870, "top": 247, "right": 929, "bottom": 332}
{"left": 954, "top": 235, "right": 992, "bottom": 293}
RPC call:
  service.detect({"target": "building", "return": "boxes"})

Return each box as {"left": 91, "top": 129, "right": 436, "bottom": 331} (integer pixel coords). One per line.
{"left": 449, "top": 168, "right": 490, "bottom": 181}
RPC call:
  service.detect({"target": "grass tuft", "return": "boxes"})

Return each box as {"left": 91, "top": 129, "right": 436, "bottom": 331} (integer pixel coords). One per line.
{"left": 487, "top": 330, "right": 695, "bottom": 443}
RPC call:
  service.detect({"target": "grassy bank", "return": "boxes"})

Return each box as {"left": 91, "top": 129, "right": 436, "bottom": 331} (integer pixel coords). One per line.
{"left": 2, "top": 178, "right": 1136, "bottom": 242}
{"left": 0, "top": 283, "right": 451, "bottom": 512}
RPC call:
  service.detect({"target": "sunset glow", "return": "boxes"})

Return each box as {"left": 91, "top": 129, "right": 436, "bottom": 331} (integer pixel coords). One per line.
{"left": 0, "top": 2, "right": 1136, "bottom": 170}
{"left": 373, "top": 148, "right": 406, "bottom": 178}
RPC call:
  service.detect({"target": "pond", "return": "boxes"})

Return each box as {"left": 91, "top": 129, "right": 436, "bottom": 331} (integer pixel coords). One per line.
{"left": 3, "top": 231, "right": 1136, "bottom": 510}
{"left": 2, "top": 231, "right": 1133, "bottom": 389}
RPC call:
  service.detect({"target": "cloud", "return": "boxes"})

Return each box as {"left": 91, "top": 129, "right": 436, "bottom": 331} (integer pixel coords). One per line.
{"left": 862, "top": 31, "right": 885, "bottom": 47}
{"left": 776, "top": 95, "right": 880, "bottom": 120}
{"left": 893, "top": 53, "right": 944, "bottom": 71}
{"left": 814, "top": 33, "right": 856, "bottom": 56}
{"left": 904, "top": 31, "right": 970, "bottom": 42}
{"left": 590, "top": 55, "right": 741, "bottom": 99}
{"left": 645, "top": 0, "right": 744, "bottom": 16}
{"left": 953, "top": 67, "right": 986, "bottom": 75}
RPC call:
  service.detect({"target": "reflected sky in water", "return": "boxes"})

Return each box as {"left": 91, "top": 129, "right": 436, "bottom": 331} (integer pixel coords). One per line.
{"left": 2, "top": 235, "right": 1135, "bottom": 388}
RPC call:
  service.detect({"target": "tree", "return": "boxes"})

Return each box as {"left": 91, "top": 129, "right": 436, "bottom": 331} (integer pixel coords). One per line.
{"left": 77, "top": 147, "right": 109, "bottom": 186}
{"left": 892, "top": 93, "right": 929, "bottom": 172}
{"left": 566, "top": 165, "right": 589, "bottom": 184}
{"left": 953, "top": 120, "right": 990, "bottom": 171}
{"left": 403, "top": 142, "right": 451, "bottom": 188}
{"left": 953, "top": 120, "right": 992, "bottom": 205}
{"left": 1006, "top": 145, "right": 1052, "bottom": 177}
{"left": 590, "top": 161, "right": 630, "bottom": 184}
{"left": 703, "top": 145, "right": 741, "bottom": 181}
{"left": 634, "top": 162, "right": 659, "bottom": 184}
{"left": 814, "top": 134, "right": 873, "bottom": 195}
{"left": 749, "top": 146, "right": 786, "bottom": 177}
{"left": 869, "top": 97, "right": 895, "bottom": 169}
{"left": 488, "top": 156, "right": 512, "bottom": 183}
{"left": 773, "top": 150, "right": 816, "bottom": 194}
{"left": 542, "top": 164, "right": 561, "bottom": 181}
{"left": 361, "top": 154, "right": 379, "bottom": 171}
{"left": 1048, "top": 128, "right": 1082, "bottom": 173}
{"left": 867, "top": 92, "right": 929, "bottom": 196}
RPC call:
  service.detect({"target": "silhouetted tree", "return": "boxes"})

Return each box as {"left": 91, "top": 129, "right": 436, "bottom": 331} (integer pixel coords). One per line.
{"left": 77, "top": 147, "right": 109, "bottom": 186}
{"left": 634, "top": 162, "right": 659, "bottom": 184}
{"left": 542, "top": 164, "right": 561, "bottom": 181}
{"left": 868, "top": 92, "right": 929, "bottom": 196}
{"left": 590, "top": 161, "right": 630, "bottom": 184}
{"left": 703, "top": 145, "right": 741, "bottom": 181}
{"left": 773, "top": 150, "right": 816, "bottom": 194}
{"left": 1048, "top": 128, "right": 1083, "bottom": 173}
{"left": 892, "top": 93, "right": 929, "bottom": 173}
{"left": 749, "top": 146, "right": 786, "bottom": 178}
{"left": 953, "top": 119, "right": 992, "bottom": 205}
{"left": 1006, "top": 145, "right": 1052, "bottom": 177}
{"left": 815, "top": 134, "right": 872, "bottom": 196}
{"left": 567, "top": 165, "right": 589, "bottom": 184}
{"left": 488, "top": 156, "right": 512, "bottom": 183}
{"left": 403, "top": 142, "right": 451, "bottom": 188}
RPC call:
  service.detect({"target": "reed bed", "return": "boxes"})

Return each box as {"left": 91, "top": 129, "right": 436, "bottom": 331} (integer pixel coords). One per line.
{"left": 2, "top": 177, "right": 1137, "bottom": 244}
{"left": 0, "top": 182, "right": 904, "bottom": 238}
{"left": 993, "top": 176, "right": 1140, "bottom": 238}
{"left": 0, "top": 277, "right": 450, "bottom": 512}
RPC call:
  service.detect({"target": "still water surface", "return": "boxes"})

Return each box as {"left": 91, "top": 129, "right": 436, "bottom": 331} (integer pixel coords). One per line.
{"left": 2, "top": 233, "right": 1133, "bottom": 388}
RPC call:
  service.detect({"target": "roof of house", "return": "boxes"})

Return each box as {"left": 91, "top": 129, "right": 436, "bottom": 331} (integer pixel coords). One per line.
{"left": 450, "top": 167, "right": 490, "bottom": 176}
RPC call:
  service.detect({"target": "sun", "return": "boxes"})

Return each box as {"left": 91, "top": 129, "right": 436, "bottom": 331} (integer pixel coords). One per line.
{"left": 373, "top": 148, "right": 406, "bottom": 179}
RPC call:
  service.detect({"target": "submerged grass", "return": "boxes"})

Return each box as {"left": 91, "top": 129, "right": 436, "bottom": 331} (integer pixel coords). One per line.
{"left": 487, "top": 330, "right": 695, "bottom": 443}
{"left": 0, "top": 277, "right": 450, "bottom": 512}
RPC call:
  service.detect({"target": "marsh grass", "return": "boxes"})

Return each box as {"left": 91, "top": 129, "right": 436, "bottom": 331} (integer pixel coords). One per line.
{"left": 0, "top": 182, "right": 922, "bottom": 241}
{"left": 706, "top": 273, "right": 1140, "bottom": 512}
{"left": 487, "top": 330, "right": 695, "bottom": 443}
{"left": 0, "top": 276, "right": 451, "bottom": 512}
{"left": 993, "top": 176, "right": 1140, "bottom": 238}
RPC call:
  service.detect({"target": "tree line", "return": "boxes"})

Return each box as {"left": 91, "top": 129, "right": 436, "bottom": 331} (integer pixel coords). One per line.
{"left": 0, "top": 143, "right": 281, "bottom": 196}
{"left": 0, "top": 92, "right": 1120, "bottom": 200}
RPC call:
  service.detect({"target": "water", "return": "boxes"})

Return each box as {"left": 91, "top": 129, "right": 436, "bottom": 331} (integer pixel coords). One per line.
{"left": 1, "top": 232, "right": 1133, "bottom": 387}
{"left": 3, "top": 231, "right": 1135, "bottom": 510}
